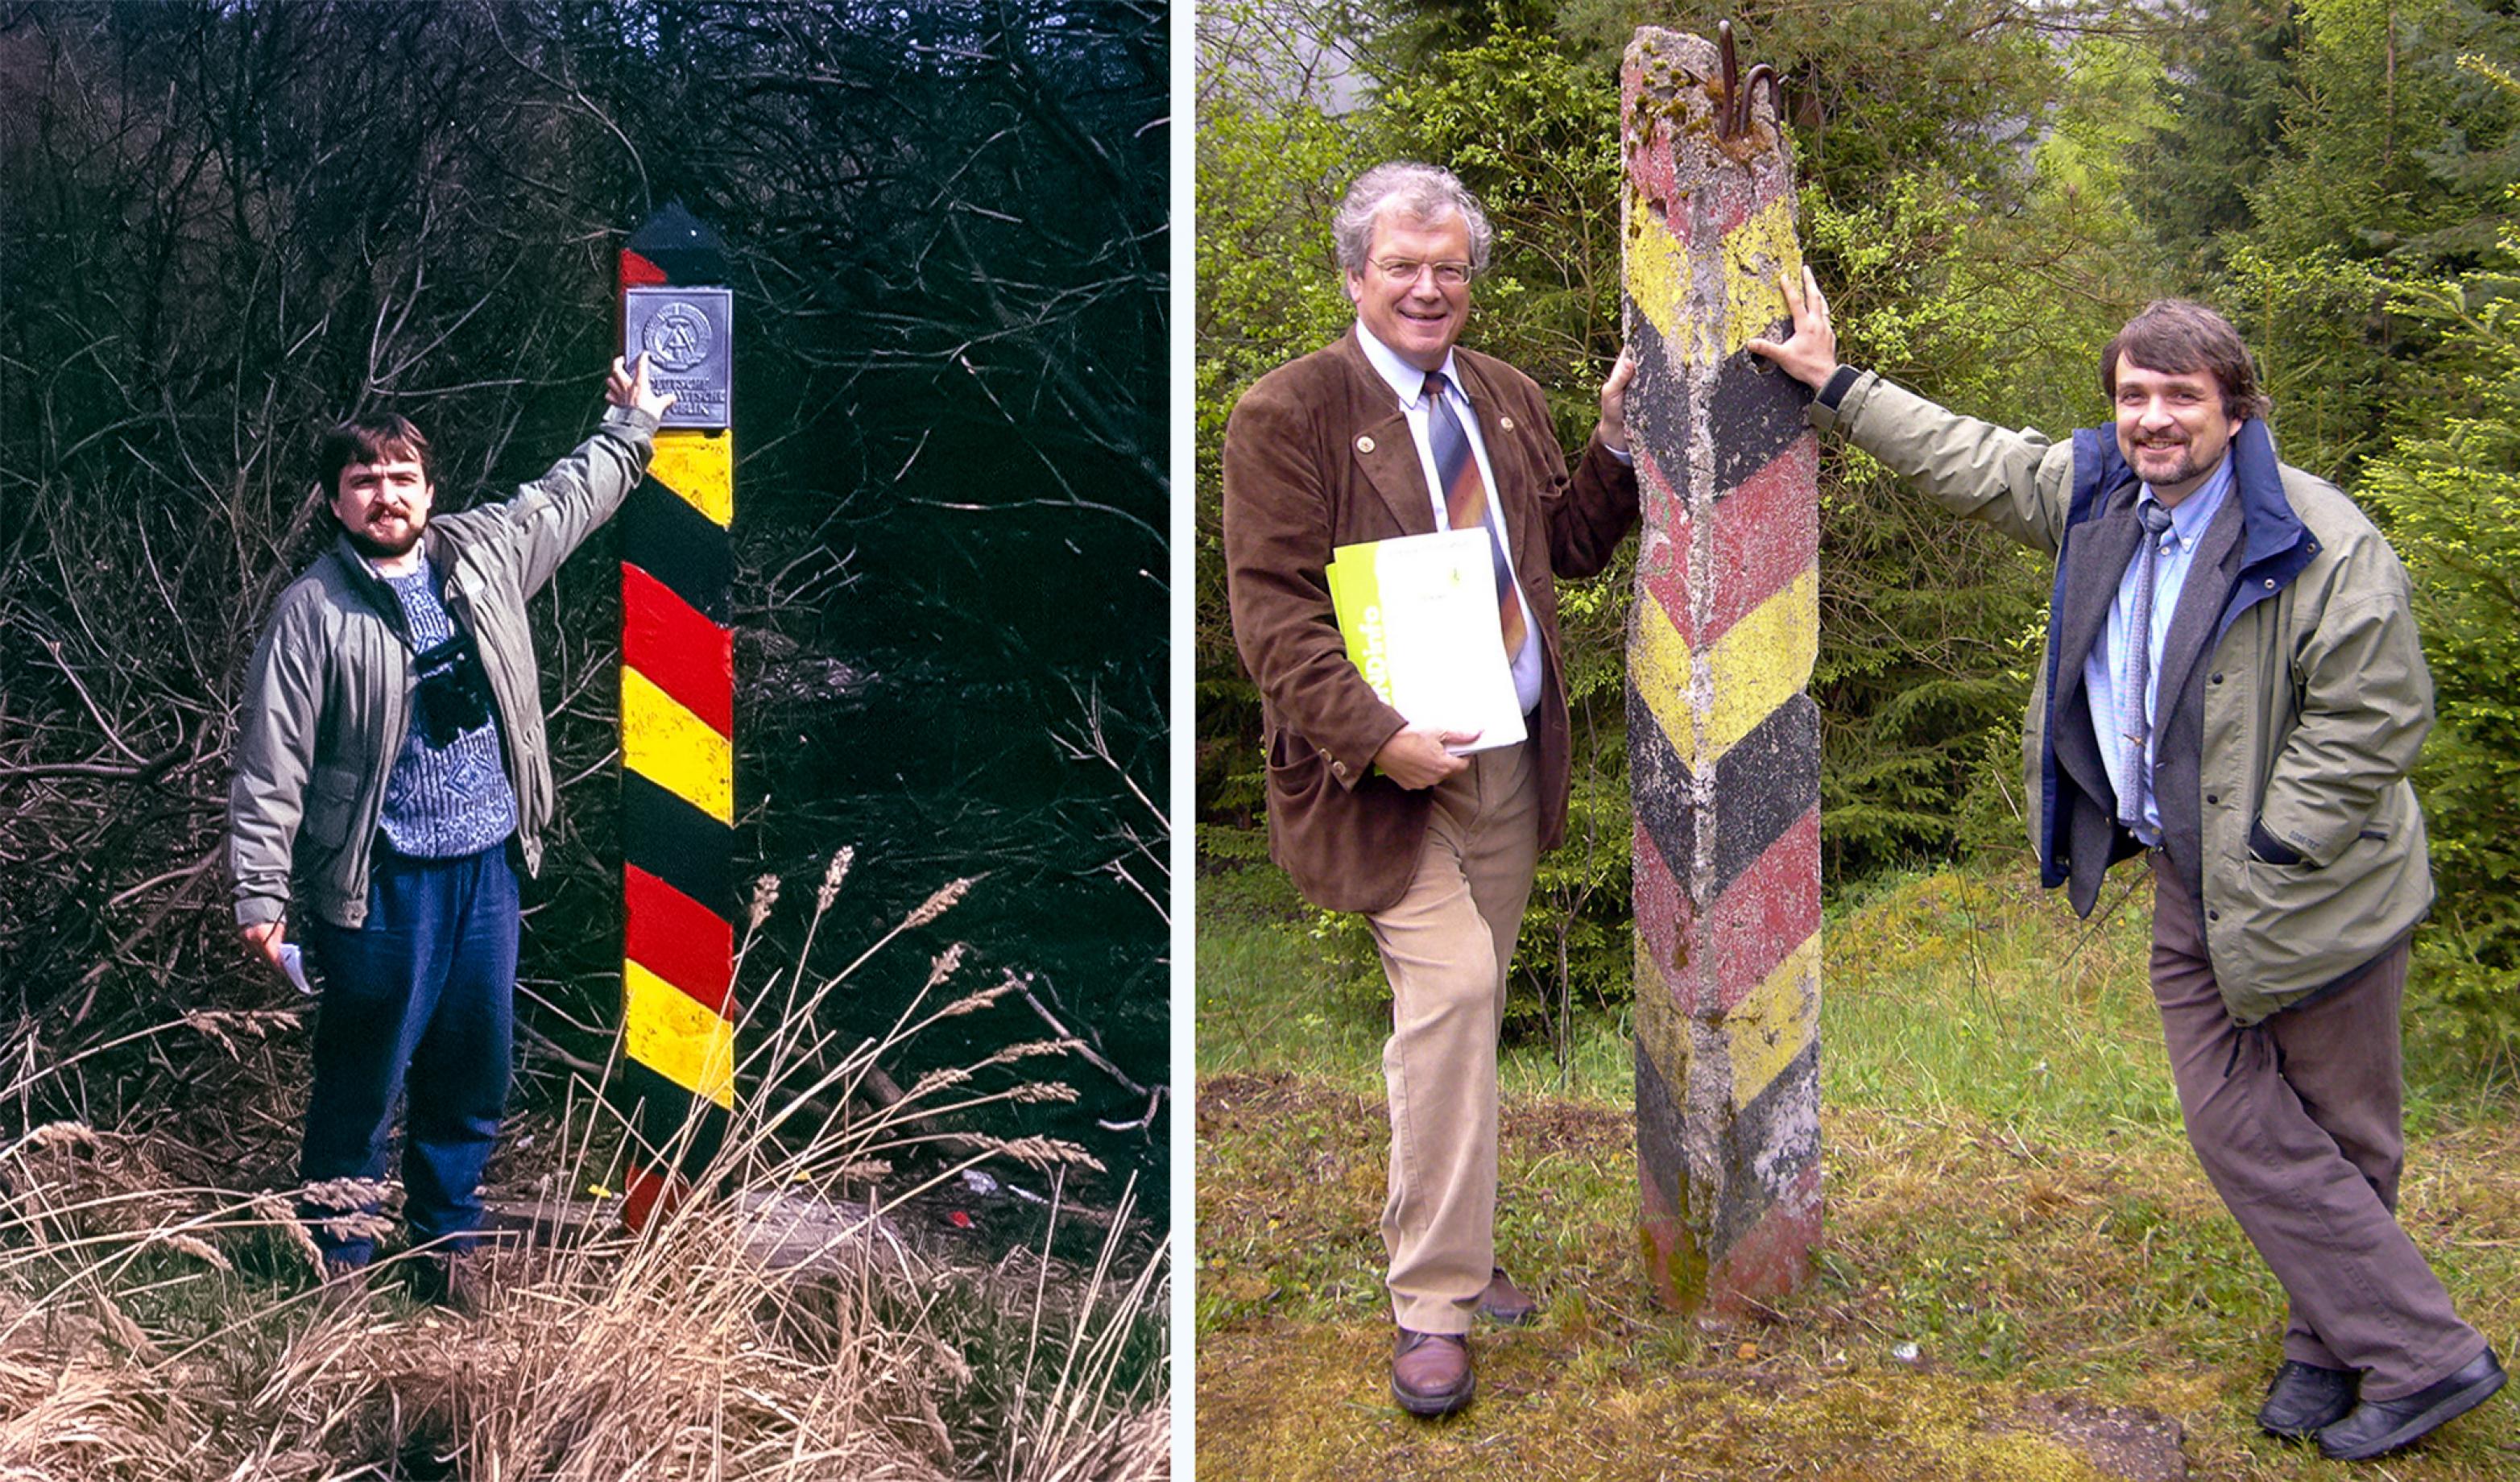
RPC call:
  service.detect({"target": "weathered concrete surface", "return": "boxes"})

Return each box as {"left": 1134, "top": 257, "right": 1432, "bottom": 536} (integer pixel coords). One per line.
{"left": 1620, "top": 26, "right": 1822, "bottom": 1317}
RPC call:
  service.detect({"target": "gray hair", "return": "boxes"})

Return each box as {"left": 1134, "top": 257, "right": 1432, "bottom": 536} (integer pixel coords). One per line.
{"left": 1331, "top": 161, "right": 1495, "bottom": 275}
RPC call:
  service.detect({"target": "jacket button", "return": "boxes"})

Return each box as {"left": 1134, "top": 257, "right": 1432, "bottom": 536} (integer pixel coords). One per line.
{"left": 2264, "top": 577, "right": 2276, "bottom": 589}
{"left": 2206, "top": 793, "right": 2218, "bottom": 805}
{"left": 2210, "top": 672, "right": 2223, "bottom": 684}
{"left": 1355, "top": 435, "right": 1376, "bottom": 454}
{"left": 2208, "top": 909, "right": 2220, "bottom": 921}
{"left": 1499, "top": 416, "right": 1516, "bottom": 432}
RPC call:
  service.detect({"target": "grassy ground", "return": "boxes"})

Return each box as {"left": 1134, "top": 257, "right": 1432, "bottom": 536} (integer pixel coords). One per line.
{"left": 1194, "top": 863, "right": 2520, "bottom": 1480}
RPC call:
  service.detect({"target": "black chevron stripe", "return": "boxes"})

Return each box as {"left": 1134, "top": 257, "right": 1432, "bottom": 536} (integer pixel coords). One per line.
{"left": 623, "top": 483, "right": 731, "bottom": 624}
{"left": 1708, "top": 693, "right": 1822, "bottom": 899}
{"left": 623, "top": 769, "right": 733, "bottom": 921}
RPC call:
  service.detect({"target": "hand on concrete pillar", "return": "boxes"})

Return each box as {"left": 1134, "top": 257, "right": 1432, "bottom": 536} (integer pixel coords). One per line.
{"left": 1596, "top": 347, "right": 1637, "bottom": 452}
{"left": 1745, "top": 267, "right": 1840, "bottom": 391}
{"left": 1373, "top": 724, "right": 1477, "bottom": 789}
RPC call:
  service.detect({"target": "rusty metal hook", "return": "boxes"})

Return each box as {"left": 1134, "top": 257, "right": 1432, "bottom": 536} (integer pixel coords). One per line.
{"left": 1716, "top": 20, "right": 1784, "bottom": 141}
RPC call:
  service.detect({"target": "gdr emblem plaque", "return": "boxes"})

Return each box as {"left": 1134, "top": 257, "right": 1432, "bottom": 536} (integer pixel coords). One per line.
{"left": 623, "top": 287, "right": 732, "bottom": 430}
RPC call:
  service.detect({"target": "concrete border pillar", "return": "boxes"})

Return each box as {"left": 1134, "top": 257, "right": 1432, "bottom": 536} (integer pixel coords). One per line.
{"left": 615, "top": 202, "right": 738, "bottom": 1232}
{"left": 1620, "top": 27, "right": 1823, "bottom": 1316}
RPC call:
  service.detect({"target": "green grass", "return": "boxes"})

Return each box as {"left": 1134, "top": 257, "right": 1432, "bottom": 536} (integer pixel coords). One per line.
{"left": 1194, "top": 860, "right": 2520, "bottom": 1480}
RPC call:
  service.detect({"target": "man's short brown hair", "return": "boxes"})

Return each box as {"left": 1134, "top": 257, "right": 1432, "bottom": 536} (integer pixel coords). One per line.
{"left": 2100, "top": 300, "right": 2273, "bottom": 422}
{"left": 317, "top": 414, "right": 433, "bottom": 498}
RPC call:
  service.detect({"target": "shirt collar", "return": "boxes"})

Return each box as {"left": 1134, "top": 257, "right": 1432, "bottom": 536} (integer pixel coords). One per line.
{"left": 1356, "top": 321, "right": 1458, "bottom": 408}
{"left": 2142, "top": 448, "right": 2236, "bottom": 549}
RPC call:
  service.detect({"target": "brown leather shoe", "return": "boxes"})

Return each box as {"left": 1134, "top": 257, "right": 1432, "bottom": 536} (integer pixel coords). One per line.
{"left": 1477, "top": 1267, "right": 1539, "bottom": 1326}
{"left": 1392, "top": 1328, "right": 1474, "bottom": 1418}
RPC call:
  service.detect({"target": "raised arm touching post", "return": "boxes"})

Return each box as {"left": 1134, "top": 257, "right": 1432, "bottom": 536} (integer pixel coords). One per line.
{"left": 228, "top": 355, "right": 661, "bottom": 1310}
{"left": 1773, "top": 259, "right": 2502, "bottom": 1459}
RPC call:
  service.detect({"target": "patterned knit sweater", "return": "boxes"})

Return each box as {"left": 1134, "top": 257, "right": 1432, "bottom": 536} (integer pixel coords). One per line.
{"left": 378, "top": 561, "right": 517, "bottom": 858}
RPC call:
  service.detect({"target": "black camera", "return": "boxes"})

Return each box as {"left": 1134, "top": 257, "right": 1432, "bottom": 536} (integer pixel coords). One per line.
{"left": 412, "top": 631, "right": 494, "bottom": 747}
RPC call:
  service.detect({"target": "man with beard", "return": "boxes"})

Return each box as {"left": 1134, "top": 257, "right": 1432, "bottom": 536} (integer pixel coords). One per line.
{"left": 1748, "top": 280, "right": 2502, "bottom": 1461}
{"left": 230, "top": 355, "right": 672, "bottom": 1308}
{"left": 1223, "top": 162, "right": 1638, "bottom": 1416}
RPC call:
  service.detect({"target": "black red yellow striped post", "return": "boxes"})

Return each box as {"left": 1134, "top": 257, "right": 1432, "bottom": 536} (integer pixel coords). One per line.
{"left": 1620, "top": 27, "right": 1823, "bottom": 1315}
{"left": 616, "top": 204, "right": 735, "bottom": 1232}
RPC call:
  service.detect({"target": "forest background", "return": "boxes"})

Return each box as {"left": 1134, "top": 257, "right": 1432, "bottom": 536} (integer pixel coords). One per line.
{"left": 0, "top": 2, "right": 1167, "bottom": 1476}
{"left": 1195, "top": 0, "right": 2520, "bottom": 1066}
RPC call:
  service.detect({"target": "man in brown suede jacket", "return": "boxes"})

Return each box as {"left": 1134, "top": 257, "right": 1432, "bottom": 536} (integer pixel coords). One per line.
{"left": 1222, "top": 161, "right": 1638, "bottom": 1417}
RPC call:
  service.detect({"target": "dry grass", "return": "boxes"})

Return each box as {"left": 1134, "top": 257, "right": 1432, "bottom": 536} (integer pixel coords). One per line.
{"left": 0, "top": 863, "right": 1169, "bottom": 1482}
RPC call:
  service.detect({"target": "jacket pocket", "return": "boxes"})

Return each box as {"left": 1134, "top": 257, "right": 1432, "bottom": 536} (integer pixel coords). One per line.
{"left": 303, "top": 764, "right": 363, "bottom": 849}
{"left": 1264, "top": 724, "right": 1339, "bottom": 794}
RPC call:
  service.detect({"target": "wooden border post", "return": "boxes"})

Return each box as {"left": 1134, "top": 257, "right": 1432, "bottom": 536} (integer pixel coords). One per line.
{"left": 615, "top": 203, "right": 737, "bottom": 1232}
{"left": 1620, "top": 26, "right": 1823, "bottom": 1315}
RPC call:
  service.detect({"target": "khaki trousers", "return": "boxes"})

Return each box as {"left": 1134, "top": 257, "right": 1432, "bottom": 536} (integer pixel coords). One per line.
{"left": 2150, "top": 855, "right": 2485, "bottom": 1399}
{"left": 1368, "top": 742, "right": 1539, "bottom": 1335}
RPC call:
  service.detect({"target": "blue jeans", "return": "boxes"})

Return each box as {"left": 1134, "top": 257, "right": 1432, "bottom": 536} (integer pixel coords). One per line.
{"left": 301, "top": 842, "right": 518, "bottom": 1264}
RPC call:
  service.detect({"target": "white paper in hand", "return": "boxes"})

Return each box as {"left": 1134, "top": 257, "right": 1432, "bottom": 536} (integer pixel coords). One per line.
{"left": 1334, "top": 528, "right": 1526, "bottom": 755}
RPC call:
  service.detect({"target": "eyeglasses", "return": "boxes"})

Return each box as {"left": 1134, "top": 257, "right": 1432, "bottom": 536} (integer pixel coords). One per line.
{"left": 1372, "top": 259, "right": 1474, "bottom": 288}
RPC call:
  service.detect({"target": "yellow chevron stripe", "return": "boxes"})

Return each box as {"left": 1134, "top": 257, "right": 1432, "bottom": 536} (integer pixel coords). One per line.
{"left": 1631, "top": 586, "right": 1700, "bottom": 772}
{"left": 1726, "top": 931, "right": 1820, "bottom": 1111}
{"left": 1634, "top": 567, "right": 1817, "bottom": 770}
{"left": 624, "top": 958, "right": 736, "bottom": 1109}
{"left": 622, "top": 667, "right": 732, "bottom": 822}
{"left": 1719, "top": 195, "right": 1802, "bottom": 358}
{"left": 648, "top": 429, "right": 732, "bottom": 528}
{"left": 1633, "top": 933, "right": 1693, "bottom": 1093}
{"left": 1625, "top": 185, "right": 1694, "bottom": 357}
{"left": 1702, "top": 566, "right": 1817, "bottom": 764}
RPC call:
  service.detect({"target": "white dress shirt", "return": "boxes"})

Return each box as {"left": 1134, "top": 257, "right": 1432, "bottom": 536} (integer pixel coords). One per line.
{"left": 1355, "top": 324, "right": 1545, "bottom": 715}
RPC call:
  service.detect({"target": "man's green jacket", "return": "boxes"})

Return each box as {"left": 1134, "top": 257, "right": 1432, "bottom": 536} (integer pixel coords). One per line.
{"left": 229, "top": 405, "right": 658, "bottom": 931}
{"left": 1814, "top": 372, "right": 2432, "bottom": 1024}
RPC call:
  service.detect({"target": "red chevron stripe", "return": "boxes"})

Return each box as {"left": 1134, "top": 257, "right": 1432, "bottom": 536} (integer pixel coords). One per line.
{"left": 1639, "top": 804, "right": 1821, "bottom": 1020}
{"left": 625, "top": 862, "right": 733, "bottom": 1016}
{"left": 622, "top": 561, "right": 733, "bottom": 737}
{"left": 1631, "top": 815, "right": 1686, "bottom": 979}
{"left": 1700, "top": 437, "right": 1819, "bottom": 648}
{"left": 1705, "top": 1160, "right": 1822, "bottom": 1318}
{"left": 1706, "top": 805, "right": 1821, "bottom": 1014}
{"left": 1634, "top": 444, "right": 1693, "bottom": 636}
{"left": 619, "top": 249, "right": 667, "bottom": 288}
{"left": 622, "top": 1160, "right": 681, "bottom": 1233}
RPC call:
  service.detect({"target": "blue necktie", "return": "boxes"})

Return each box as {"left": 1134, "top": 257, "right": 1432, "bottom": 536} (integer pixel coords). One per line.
{"left": 2117, "top": 499, "right": 2178, "bottom": 831}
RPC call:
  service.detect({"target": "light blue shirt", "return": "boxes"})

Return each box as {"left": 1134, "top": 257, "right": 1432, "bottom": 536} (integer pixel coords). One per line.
{"left": 2081, "top": 451, "right": 2237, "bottom": 844}
{"left": 1355, "top": 324, "right": 1545, "bottom": 714}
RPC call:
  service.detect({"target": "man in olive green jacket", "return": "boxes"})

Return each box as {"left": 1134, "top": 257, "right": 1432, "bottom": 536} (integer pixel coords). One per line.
{"left": 230, "top": 356, "right": 670, "bottom": 1300}
{"left": 1748, "top": 276, "right": 2501, "bottom": 1461}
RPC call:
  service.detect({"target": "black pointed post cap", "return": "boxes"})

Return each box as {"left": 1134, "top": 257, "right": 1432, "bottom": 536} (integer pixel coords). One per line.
{"left": 625, "top": 201, "right": 725, "bottom": 284}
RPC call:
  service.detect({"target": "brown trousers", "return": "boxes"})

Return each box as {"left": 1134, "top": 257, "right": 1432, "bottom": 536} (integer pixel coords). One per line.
{"left": 1367, "top": 743, "right": 1538, "bottom": 1335}
{"left": 2149, "top": 855, "right": 2484, "bottom": 1399}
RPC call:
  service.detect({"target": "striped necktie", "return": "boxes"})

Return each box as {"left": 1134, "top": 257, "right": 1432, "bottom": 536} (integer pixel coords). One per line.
{"left": 2116, "top": 499, "right": 2178, "bottom": 831}
{"left": 1423, "top": 370, "right": 1527, "bottom": 659}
